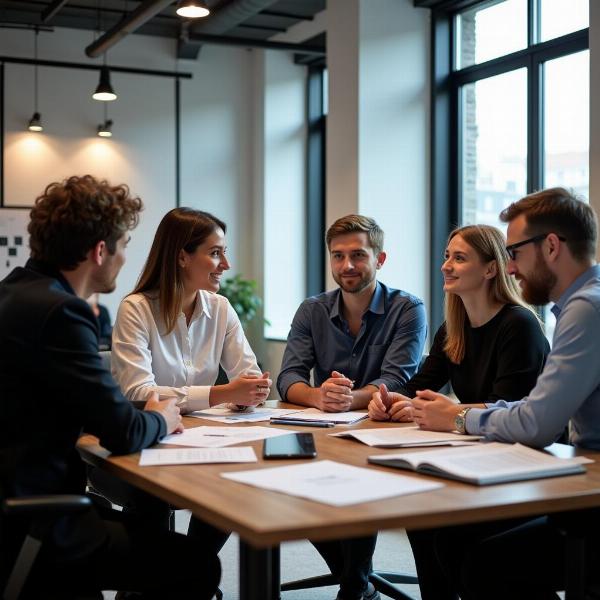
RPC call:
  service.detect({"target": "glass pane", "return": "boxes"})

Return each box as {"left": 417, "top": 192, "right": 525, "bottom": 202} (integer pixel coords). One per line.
{"left": 543, "top": 50, "right": 589, "bottom": 199}
{"left": 456, "top": 0, "right": 527, "bottom": 69}
{"left": 461, "top": 69, "right": 528, "bottom": 228}
{"left": 540, "top": 0, "right": 589, "bottom": 42}
{"left": 542, "top": 49, "right": 589, "bottom": 343}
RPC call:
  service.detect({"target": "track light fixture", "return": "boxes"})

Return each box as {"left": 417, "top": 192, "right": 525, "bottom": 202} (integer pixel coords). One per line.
{"left": 93, "top": 65, "right": 117, "bottom": 101}
{"left": 176, "top": 0, "right": 210, "bottom": 18}
{"left": 97, "top": 101, "right": 113, "bottom": 137}
{"left": 28, "top": 112, "right": 43, "bottom": 132}
{"left": 97, "top": 119, "right": 113, "bottom": 137}
{"left": 28, "top": 28, "right": 43, "bottom": 132}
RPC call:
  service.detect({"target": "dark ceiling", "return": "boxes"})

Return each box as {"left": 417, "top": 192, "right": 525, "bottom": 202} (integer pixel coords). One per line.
{"left": 0, "top": 0, "right": 326, "bottom": 61}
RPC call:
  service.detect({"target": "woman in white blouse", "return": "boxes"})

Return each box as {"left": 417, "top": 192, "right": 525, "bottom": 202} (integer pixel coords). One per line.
{"left": 93, "top": 208, "right": 270, "bottom": 566}
{"left": 112, "top": 207, "right": 271, "bottom": 411}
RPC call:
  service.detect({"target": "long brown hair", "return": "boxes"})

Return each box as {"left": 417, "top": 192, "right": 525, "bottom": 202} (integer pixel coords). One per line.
{"left": 444, "top": 224, "right": 538, "bottom": 364}
{"left": 132, "top": 208, "right": 226, "bottom": 333}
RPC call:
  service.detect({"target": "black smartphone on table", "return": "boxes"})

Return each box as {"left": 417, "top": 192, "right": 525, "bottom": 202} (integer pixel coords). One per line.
{"left": 263, "top": 433, "right": 317, "bottom": 459}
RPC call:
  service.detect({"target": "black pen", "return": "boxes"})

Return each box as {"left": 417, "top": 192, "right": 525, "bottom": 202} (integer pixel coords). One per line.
{"left": 270, "top": 418, "right": 335, "bottom": 428}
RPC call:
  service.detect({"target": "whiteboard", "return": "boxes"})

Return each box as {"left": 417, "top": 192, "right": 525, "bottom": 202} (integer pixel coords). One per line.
{"left": 0, "top": 208, "right": 30, "bottom": 280}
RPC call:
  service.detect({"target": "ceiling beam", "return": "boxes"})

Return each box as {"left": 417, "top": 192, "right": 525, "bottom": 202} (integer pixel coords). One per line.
{"left": 189, "top": 0, "right": 278, "bottom": 35}
{"left": 40, "top": 0, "right": 69, "bottom": 24}
{"left": 85, "top": 0, "right": 173, "bottom": 58}
{"left": 259, "top": 10, "right": 314, "bottom": 21}
{"left": 178, "top": 0, "right": 279, "bottom": 58}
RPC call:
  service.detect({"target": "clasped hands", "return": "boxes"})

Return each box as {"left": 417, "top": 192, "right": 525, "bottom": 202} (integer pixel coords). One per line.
{"left": 314, "top": 370, "right": 355, "bottom": 412}
{"left": 368, "top": 384, "right": 459, "bottom": 431}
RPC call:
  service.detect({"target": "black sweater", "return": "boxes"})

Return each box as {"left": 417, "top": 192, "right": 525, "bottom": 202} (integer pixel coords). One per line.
{"left": 401, "top": 304, "right": 550, "bottom": 405}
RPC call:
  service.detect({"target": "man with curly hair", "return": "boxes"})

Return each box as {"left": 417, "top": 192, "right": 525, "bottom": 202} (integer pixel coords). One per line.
{"left": 0, "top": 175, "right": 220, "bottom": 599}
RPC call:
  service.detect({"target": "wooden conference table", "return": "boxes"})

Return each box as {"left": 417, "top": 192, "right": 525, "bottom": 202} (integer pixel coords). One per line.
{"left": 77, "top": 403, "right": 600, "bottom": 600}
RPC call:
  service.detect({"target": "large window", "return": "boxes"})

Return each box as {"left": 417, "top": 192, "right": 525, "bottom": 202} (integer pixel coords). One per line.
{"left": 426, "top": 0, "right": 589, "bottom": 329}
{"left": 456, "top": 0, "right": 589, "bottom": 229}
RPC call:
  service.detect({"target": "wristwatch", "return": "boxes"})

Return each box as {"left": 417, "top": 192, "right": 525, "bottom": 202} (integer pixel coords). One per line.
{"left": 454, "top": 407, "right": 472, "bottom": 435}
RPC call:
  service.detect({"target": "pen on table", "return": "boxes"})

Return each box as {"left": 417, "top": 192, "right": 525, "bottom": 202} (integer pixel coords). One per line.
{"left": 270, "top": 418, "right": 335, "bottom": 428}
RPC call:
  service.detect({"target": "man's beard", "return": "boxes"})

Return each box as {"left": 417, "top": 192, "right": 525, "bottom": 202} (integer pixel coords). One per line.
{"left": 333, "top": 272, "right": 373, "bottom": 294}
{"left": 518, "top": 249, "right": 556, "bottom": 305}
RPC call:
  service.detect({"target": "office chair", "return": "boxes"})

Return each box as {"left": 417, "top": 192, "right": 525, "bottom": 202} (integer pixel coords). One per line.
{"left": 280, "top": 571, "right": 418, "bottom": 600}
{"left": 1, "top": 494, "right": 101, "bottom": 600}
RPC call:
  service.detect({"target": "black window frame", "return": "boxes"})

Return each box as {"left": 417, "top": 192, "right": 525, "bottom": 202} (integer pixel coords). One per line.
{"left": 425, "top": 0, "right": 589, "bottom": 330}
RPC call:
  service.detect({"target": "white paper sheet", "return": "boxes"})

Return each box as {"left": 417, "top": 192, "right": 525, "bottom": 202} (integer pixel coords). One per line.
{"left": 161, "top": 426, "right": 295, "bottom": 448}
{"left": 187, "top": 407, "right": 299, "bottom": 423}
{"left": 140, "top": 446, "right": 257, "bottom": 466}
{"left": 331, "top": 426, "right": 481, "bottom": 447}
{"left": 222, "top": 459, "right": 443, "bottom": 506}
{"left": 278, "top": 408, "right": 369, "bottom": 425}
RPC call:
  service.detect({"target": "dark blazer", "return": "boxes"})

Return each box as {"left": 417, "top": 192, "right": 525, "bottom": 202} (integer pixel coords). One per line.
{"left": 0, "top": 258, "right": 165, "bottom": 499}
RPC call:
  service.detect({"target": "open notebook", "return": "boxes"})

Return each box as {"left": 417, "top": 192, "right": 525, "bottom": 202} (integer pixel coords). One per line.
{"left": 369, "top": 442, "right": 591, "bottom": 485}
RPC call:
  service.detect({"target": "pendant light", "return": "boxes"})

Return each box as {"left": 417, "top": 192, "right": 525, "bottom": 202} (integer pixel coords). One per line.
{"left": 93, "top": 64, "right": 117, "bottom": 101}
{"left": 176, "top": 0, "right": 210, "bottom": 18}
{"left": 97, "top": 103, "right": 113, "bottom": 137}
{"left": 28, "top": 28, "right": 43, "bottom": 132}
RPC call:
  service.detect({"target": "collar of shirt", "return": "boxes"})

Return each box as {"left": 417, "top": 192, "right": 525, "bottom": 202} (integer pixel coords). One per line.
{"left": 25, "top": 258, "right": 76, "bottom": 296}
{"left": 551, "top": 264, "right": 600, "bottom": 320}
{"left": 329, "top": 280, "right": 385, "bottom": 323}
{"left": 180, "top": 290, "right": 213, "bottom": 323}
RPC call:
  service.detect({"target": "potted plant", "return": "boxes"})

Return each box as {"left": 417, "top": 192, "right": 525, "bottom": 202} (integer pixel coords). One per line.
{"left": 217, "top": 273, "right": 269, "bottom": 328}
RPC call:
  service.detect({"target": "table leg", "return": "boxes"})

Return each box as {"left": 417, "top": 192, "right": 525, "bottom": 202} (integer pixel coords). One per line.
{"left": 564, "top": 533, "right": 585, "bottom": 600}
{"left": 239, "top": 539, "right": 280, "bottom": 600}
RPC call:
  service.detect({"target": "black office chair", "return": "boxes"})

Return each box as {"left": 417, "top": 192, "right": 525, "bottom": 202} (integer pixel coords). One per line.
{"left": 280, "top": 570, "right": 418, "bottom": 600}
{"left": 1, "top": 494, "right": 101, "bottom": 600}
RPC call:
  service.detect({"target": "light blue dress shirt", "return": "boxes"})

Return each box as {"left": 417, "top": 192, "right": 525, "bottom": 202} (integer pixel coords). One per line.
{"left": 466, "top": 264, "right": 600, "bottom": 449}
{"left": 277, "top": 282, "right": 427, "bottom": 400}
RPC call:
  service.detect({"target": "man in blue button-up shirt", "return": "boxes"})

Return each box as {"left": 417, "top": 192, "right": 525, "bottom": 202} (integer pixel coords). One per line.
{"left": 277, "top": 214, "right": 427, "bottom": 600}
{"left": 411, "top": 188, "right": 600, "bottom": 599}
{"left": 277, "top": 215, "right": 427, "bottom": 413}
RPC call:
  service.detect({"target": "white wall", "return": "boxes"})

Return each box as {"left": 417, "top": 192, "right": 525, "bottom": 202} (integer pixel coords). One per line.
{"left": 358, "top": 0, "right": 430, "bottom": 304}
{"left": 0, "top": 28, "right": 253, "bottom": 319}
{"left": 258, "top": 1, "right": 431, "bottom": 389}
{"left": 589, "top": 0, "right": 600, "bottom": 244}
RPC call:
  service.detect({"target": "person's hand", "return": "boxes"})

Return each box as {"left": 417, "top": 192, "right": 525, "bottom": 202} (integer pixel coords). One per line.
{"left": 388, "top": 394, "right": 415, "bottom": 422}
{"left": 313, "top": 370, "right": 354, "bottom": 412}
{"left": 368, "top": 383, "right": 392, "bottom": 420}
{"left": 144, "top": 392, "right": 184, "bottom": 434}
{"left": 225, "top": 371, "right": 272, "bottom": 407}
{"left": 411, "top": 390, "right": 461, "bottom": 431}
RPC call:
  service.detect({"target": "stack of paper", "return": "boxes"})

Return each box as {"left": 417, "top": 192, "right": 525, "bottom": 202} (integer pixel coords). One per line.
{"left": 222, "top": 459, "right": 443, "bottom": 506}
{"left": 272, "top": 408, "right": 368, "bottom": 425}
{"left": 140, "top": 447, "right": 257, "bottom": 466}
{"left": 188, "top": 407, "right": 299, "bottom": 423}
{"left": 331, "top": 426, "right": 481, "bottom": 447}
{"left": 161, "top": 426, "right": 294, "bottom": 448}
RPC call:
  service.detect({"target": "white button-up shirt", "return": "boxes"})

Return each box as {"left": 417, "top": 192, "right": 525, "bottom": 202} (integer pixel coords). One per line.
{"left": 111, "top": 291, "right": 260, "bottom": 411}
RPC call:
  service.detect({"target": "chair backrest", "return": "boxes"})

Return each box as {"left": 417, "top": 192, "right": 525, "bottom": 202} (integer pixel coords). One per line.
{"left": 99, "top": 350, "right": 111, "bottom": 372}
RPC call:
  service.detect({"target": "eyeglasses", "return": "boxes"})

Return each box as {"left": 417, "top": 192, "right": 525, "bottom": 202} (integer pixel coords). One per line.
{"left": 505, "top": 233, "right": 566, "bottom": 260}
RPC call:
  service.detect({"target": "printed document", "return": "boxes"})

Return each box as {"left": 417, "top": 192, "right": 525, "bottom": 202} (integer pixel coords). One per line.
{"left": 162, "top": 426, "right": 294, "bottom": 448}
{"left": 222, "top": 459, "right": 443, "bottom": 506}
{"left": 275, "top": 408, "right": 368, "bottom": 425}
{"left": 140, "top": 446, "right": 257, "bottom": 466}
{"left": 332, "top": 426, "right": 481, "bottom": 447}
{"left": 188, "top": 407, "right": 298, "bottom": 423}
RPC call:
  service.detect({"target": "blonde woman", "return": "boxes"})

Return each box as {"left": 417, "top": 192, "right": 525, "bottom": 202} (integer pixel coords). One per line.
{"left": 368, "top": 224, "right": 549, "bottom": 600}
